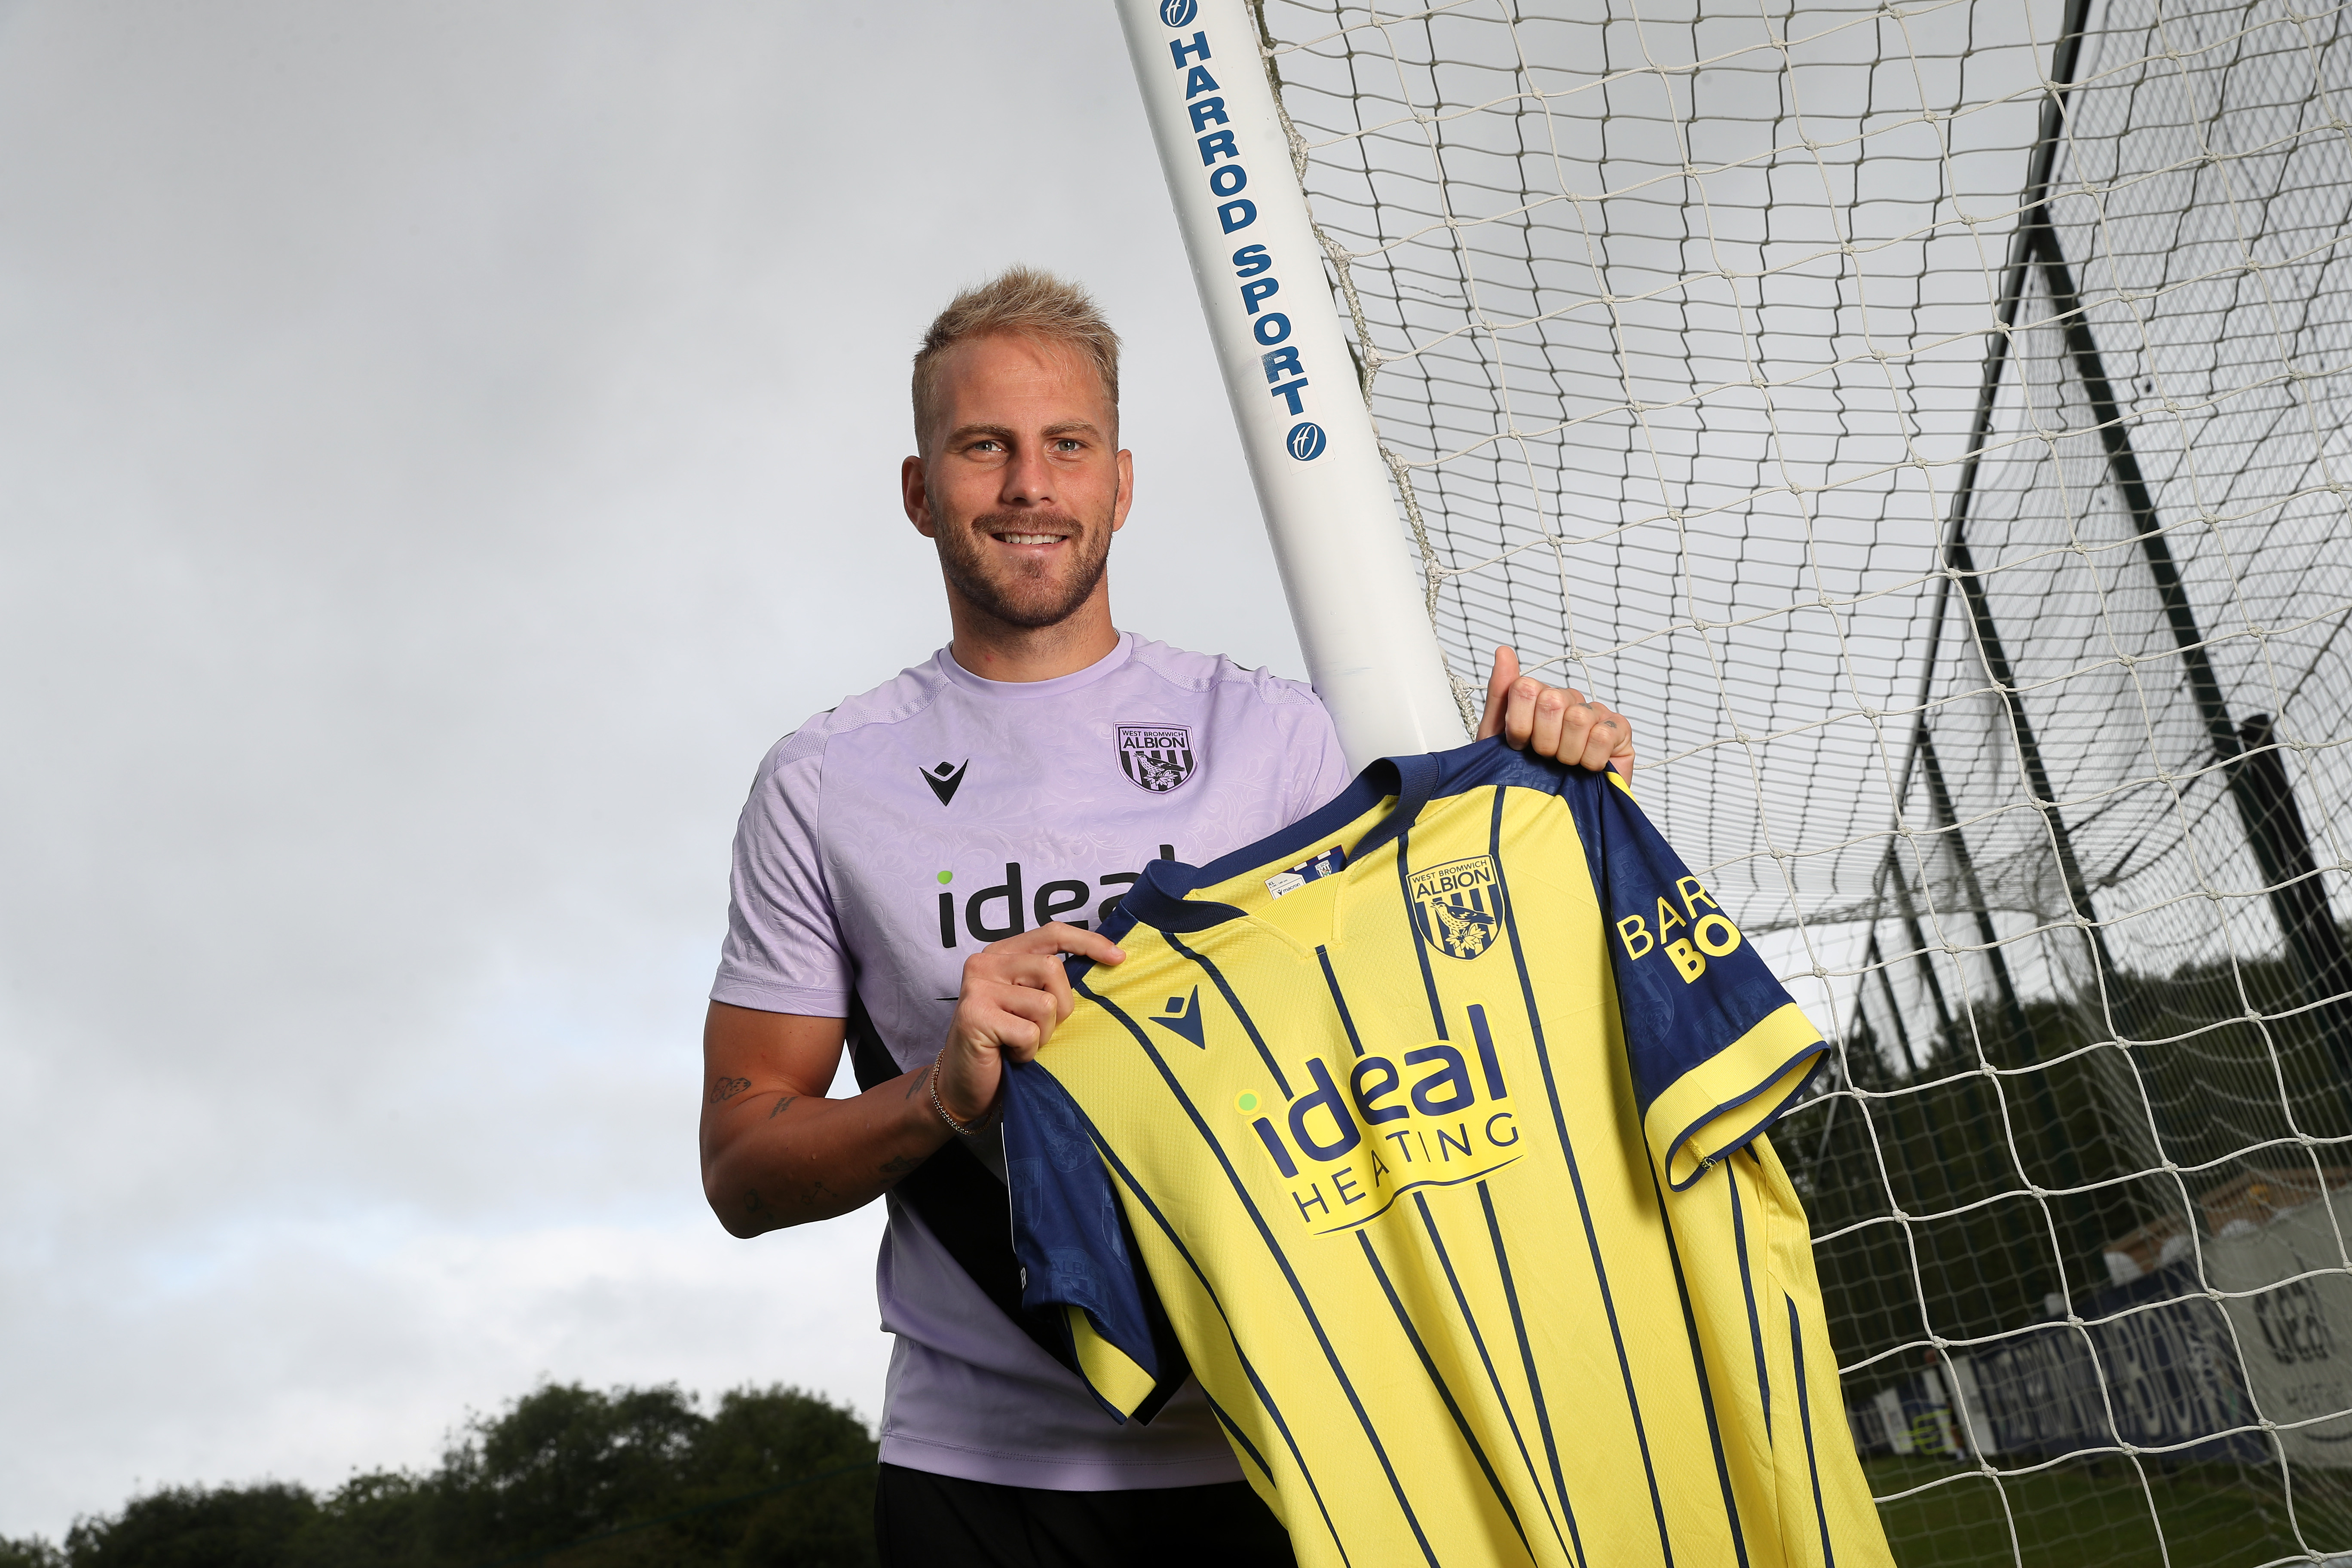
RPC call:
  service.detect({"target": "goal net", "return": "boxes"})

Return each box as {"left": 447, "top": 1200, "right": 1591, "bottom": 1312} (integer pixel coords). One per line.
{"left": 1136, "top": 0, "right": 2352, "bottom": 1557}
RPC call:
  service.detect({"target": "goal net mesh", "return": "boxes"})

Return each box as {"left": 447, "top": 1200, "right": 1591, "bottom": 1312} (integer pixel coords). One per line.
{"left": 1247, "top": 0, "right": 2352, "bottom": 1556}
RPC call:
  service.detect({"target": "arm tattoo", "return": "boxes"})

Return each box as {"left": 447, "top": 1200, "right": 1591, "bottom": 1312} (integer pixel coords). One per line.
{"left": 743, "top": 1188, "right": 781, "bottom": 1228}
{"left": 766, "top": 1094, "right": 799, "bottom": 1120}
{"left": 878, "top": 1152, "right": 922, "bottom": 1177}
{"left": 709, "top": 1075, "right": 751, "bottom": 1104}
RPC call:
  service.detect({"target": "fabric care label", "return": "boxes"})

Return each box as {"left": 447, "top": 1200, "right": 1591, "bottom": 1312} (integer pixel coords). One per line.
{"left": 1266, "top": 844, "right": 1346, "bottom": 898}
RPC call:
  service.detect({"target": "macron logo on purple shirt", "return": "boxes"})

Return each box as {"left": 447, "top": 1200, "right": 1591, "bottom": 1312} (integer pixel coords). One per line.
{"left": 921, "top": 759, "right": 969, "bottom": 806}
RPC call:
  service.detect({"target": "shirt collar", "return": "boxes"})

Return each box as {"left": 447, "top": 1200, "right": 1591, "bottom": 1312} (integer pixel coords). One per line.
{"left": 934, "top": 631, "right": 1134, "bottom": 700}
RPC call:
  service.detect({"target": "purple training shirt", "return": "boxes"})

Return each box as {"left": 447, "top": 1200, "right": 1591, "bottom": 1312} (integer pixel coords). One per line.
{"left": 713, "top": 633, "right": 1351, "bottom": 1488}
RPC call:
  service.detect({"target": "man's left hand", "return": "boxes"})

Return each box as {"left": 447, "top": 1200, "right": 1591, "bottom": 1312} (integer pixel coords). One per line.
{"left": 1477, "top": 645, "right": 1635, "bottom": 778}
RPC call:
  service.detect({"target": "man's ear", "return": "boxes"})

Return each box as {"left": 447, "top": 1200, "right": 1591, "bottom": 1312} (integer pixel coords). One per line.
{"left": 1111, "top": 447, "right": 1134, "bottom": 534}
{"left": 902, "top": 453, "right": 935, "bottom": 537}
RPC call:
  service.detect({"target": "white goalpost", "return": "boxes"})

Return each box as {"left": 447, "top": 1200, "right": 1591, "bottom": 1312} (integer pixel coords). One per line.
{"left": 1118, "top": 0, "right": 2352, "bottom": 1560}
{"left": 1115, "top": 0, "right": 1468, "bottom": 770}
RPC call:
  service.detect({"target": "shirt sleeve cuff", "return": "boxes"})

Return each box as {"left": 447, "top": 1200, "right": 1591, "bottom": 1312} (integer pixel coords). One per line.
{"left": 1643, "top": 1002, "right": 1826, "bottom": 1190}
{"left": 708, "top": 971, "right": 851, "bottom": 1017}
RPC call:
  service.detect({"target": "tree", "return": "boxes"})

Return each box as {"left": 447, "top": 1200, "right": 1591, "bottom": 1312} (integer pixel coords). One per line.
{"left": 682, "top": 1386, "right": 877, "bottom": 1568}
{"left": 282, "top": 1470, "right": 435, "bottom": 1568}
{"left": 64, "top": 1484, "right": 315, "bottom": 1568}
{"left": 42, "top": 1383, "right": 876, "bottom": 1568}
{"left": 439, "top": 1383, "right": 707, "bottom": 1558}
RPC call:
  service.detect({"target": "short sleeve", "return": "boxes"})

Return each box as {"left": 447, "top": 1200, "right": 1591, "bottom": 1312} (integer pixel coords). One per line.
{"left": 1002, "top": 1061, "right": 1191, "bottom": 1423}
{"left": 1568, "top": 771, "right": 1826, "bottom": 1190}
{"left": 710, "top": 734, "right": 854, "bottom": 1017}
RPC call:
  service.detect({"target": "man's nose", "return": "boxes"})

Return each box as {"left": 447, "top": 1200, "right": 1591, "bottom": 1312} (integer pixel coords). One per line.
{"left": 999, "top": 446, "right": 1054, "bottom": 505}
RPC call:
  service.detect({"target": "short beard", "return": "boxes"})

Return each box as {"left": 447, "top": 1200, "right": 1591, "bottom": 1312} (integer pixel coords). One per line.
{"left": 934, "top": 509, "right": 1112, "bottom": 631}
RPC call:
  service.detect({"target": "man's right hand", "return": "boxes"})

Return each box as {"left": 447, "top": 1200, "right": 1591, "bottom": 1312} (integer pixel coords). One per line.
{"left": 936, "top": 922, "right": 1125, "bottom": 1125}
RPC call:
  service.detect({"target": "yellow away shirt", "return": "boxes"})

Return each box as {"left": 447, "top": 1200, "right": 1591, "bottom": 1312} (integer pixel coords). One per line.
{"left": 1002, "top": 740, "right": 1893, "bottom": 1568}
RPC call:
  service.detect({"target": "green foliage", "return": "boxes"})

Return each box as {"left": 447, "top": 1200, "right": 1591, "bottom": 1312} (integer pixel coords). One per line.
{"left": 1786, "top": 992, "right": 2147, "bottom": 1374}
{"left": 282, "top": 1470, "right": 439, "bottom": 1568}
{"left": 681, "top": 1387, "right": 877, "bottom": 1568}
{"left": 64, "top": 1485, "right": 317, "bottom": 1568}
{"left": 31, "top": 1383, "right": 876, "bottom": 1568}
{"left": 1783, "top": 924, "right": 2352, "bottom": 1387}
{"left": 442, "top": 1382, "right": 709, "bottom": 1556}
{"left": 1868, "top": 1455, "right": 2341, "bottom": 1567}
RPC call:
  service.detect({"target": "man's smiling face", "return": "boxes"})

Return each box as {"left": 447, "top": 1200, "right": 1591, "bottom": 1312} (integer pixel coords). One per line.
{"left": 906, "top": 332, "right": 1132, "bottom": 632}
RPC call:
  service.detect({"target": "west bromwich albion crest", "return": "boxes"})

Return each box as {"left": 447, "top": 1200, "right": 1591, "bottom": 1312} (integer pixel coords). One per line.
{"left": 1409, "top": 855, "right": 1503, "bottom": 959}
{"left": 1117, "top": 724, "right": 1196, "bottom": 793}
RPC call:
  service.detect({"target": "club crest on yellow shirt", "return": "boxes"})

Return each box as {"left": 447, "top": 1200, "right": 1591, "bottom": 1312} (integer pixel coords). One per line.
{"left": 1408, "top": 856, "right": 1501, "bottom": 959}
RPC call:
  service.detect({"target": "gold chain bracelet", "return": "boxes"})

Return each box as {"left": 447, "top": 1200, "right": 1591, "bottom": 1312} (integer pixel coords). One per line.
{"left": 928, "top": 1053, "right": 997, "bottom": 1137}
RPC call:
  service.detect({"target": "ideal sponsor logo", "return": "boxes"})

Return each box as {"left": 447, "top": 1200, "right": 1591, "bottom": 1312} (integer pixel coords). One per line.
{"left": 932, "top": 847, "right": 1174, "bottom": 946}
{"left": 1408, "top": 856, "right": 1502, "bottom": 960}
{"left": 1161, "top": 25, "right": 1321, "bottom": 458}
{"left": 1612, "top": 875, "right": 1743, "bottom": 981}
{"left": 1244, "top": 1003, "right": 1519, "bottom": 1234}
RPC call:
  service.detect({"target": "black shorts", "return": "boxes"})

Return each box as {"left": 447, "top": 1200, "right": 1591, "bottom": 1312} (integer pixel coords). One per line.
{"left": 874, "top": 1462, "right": 1295, "bottom": 1568}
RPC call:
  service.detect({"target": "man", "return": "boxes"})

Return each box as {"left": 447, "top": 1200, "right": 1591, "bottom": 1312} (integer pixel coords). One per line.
{"left": 700, "top": 268, "right": 1632, "bottom": 1566}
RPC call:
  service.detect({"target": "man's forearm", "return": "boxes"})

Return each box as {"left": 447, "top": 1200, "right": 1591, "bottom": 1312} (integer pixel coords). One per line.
{"left": 695, "top": 926, "right": 1112, "bottom": 1239}
{"left": 697, "top": 1001, "right": 974, "bottom": 1236}
{"left": 701, "top": 1070, "right": 957, "bottom": 1234}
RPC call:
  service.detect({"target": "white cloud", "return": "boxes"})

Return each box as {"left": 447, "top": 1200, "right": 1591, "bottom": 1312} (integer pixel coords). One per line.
{"left": 0, "top": 1204, "right": 894, "bottom": 1516}
{"left": 0, "top": 0, "right": 1299, "bottom": 1538}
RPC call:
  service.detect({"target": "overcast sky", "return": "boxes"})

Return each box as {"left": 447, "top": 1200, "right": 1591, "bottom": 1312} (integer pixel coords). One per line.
{"left": 0, "top": 0, "right": 1313, "bottom": 1538}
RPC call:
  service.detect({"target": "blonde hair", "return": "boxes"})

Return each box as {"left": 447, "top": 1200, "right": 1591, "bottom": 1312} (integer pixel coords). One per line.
{"left": 912, "top": 266, "right": 1122, "bottom": 444}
